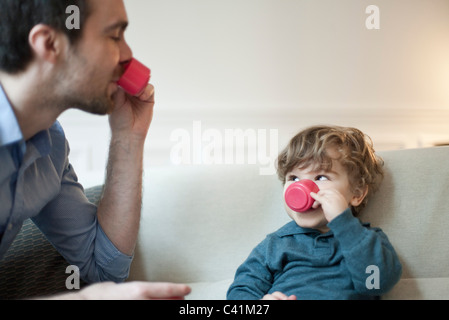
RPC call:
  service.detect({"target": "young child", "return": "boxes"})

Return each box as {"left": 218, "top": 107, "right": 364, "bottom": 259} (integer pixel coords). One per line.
{"left": 227, "top": 125, "right": 402, "bottom": 300}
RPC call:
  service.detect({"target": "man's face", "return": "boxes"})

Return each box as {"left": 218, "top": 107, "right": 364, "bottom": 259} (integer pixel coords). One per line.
{"left": 58, "top": 0, "right": 132, "bottom": 115}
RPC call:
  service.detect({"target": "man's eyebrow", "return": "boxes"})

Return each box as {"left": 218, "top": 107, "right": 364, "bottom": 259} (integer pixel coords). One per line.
{"left": 103, "top": 20, "right": 129, "bottom": 33}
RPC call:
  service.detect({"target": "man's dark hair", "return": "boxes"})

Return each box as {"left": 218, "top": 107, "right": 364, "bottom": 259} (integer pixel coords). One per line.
{"left": 0, "top": 0, "right": 90, "bottom": 74}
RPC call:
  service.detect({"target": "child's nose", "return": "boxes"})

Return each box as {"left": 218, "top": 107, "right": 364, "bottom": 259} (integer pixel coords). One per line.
{"left": 285, "top": 179, "right": 320, "bottom": 212}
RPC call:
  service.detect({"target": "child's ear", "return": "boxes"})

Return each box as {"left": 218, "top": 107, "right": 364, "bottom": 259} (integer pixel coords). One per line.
{"left": 350, "top": 185, "right": 369, "bottom": 207}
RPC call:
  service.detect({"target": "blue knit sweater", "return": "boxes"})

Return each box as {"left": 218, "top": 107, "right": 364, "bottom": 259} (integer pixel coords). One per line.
{"left": 227, "top": 208, "right": 402, "bottom": 300}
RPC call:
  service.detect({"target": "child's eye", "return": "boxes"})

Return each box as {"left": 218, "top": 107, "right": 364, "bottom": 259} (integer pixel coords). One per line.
{"left": 288, "top": 175, "right": 300, "bottom": 182}
{"left": 315, "top": 175, "right": 329, "bottom": 181}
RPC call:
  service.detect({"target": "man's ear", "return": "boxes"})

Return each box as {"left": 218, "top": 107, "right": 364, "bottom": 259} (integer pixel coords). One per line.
{"left": 28, "top": 24, "right": 67, "bottom": 64}
{"left": 350, "top": 185, "right": 369, "bottom": 207}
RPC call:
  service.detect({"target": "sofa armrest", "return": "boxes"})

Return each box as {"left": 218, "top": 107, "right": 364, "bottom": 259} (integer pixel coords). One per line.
{"left": 0, "top": 185, "right": 103, "bottom": 299}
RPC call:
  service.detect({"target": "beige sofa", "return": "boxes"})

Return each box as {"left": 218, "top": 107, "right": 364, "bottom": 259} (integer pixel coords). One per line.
{"left": 1, "top": 146, "right": 448, "bottom": 299}
{"left": 128, "top": 146, "right": 449, "bottom": 300}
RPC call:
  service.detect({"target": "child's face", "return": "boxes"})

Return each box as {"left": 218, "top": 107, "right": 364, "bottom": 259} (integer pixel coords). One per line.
{"left": 283, "top": 147, "right": 360, "bottom": 233}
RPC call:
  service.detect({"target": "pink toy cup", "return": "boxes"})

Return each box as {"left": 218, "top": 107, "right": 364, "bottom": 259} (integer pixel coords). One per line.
{"left": 117, "top": 58, "right": 151, "bottom": 96}
{"left": 285, "top": 179, "right": 320, "bottom": 212}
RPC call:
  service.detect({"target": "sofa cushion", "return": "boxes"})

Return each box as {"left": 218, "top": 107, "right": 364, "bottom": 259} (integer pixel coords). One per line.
{"left": 360, "top": 146, "right": 449, "bottom": 299}
{"left": 129, "top": 165, "right": 289, "bottom": 285}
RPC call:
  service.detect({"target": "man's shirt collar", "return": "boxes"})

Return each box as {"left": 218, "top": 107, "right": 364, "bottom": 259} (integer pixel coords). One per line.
{"left": 0, "top": 84, "right": 23, "bottom": 148}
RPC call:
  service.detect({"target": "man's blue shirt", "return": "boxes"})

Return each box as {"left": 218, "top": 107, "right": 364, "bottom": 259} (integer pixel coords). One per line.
{"left": 0, "top": 84, "right": 132, "bottom": 283}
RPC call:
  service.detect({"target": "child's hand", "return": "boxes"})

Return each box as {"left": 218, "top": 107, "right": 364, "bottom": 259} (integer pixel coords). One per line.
{"left": 310, "top": 189, "right": 349, "bottom": 222}
{"left": 262, "top": 292, "right": 297, "bottom": 300}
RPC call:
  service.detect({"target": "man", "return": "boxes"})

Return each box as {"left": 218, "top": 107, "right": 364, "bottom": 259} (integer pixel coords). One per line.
{"left": 0, "top": 0, "right": 190, "bottom": 299}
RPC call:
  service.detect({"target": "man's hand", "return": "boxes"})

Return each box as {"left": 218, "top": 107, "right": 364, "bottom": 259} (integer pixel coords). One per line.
{"left": 262, "top": 291, "right": 297, "bottom": 300}
{"left": 310, "top": 189, "right": 349, "bottom": 222}
{"left": 109, "top": 84, "right": 155, "bottom": 140}
{"left": 45, "top": 281, "right": 191, "bottom": 300}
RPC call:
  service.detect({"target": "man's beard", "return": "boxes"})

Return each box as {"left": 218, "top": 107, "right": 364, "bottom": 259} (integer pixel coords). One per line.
{"left": 56, "top": 49, "right": 118, "bottom": 115}
{"left": 64, "top": 91, "right": 115, "bottom": 115}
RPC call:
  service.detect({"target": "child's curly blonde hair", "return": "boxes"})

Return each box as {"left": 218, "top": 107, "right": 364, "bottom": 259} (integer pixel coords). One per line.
{"left": 276, "top": 125, "right": 384, "bottom": 215}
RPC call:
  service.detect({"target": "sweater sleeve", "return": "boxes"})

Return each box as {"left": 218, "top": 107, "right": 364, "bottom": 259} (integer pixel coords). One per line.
{"left": 226, "top": 237, "right": 274, "bottom": 300}
{"left": 328, "top": 208, "right": 402, "bottom": 296}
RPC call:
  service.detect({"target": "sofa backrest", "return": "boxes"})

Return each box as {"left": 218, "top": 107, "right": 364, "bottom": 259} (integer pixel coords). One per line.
{"left": 129, "top": 164, "right": 289, "bottom": 284}
{"left": 129, "top": 146, "right": 449, "bottom": 299}
{"left": 360, "top": 146, "right": 449, "bottom": 299}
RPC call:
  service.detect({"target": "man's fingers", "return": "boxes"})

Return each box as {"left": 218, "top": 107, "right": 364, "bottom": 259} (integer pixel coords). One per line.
{"left": 136, "top": 84, "right": 155, "bottom": 103}
{"left": 139, "top": 282, "right": 192, "bottom": 299}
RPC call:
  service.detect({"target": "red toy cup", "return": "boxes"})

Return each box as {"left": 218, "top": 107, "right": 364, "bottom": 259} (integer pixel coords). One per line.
{"left": 117, "top": 58, "right": 151, "bottom": 96}
{"left": 285, "top": 179, "right": 320, "bottom": 212}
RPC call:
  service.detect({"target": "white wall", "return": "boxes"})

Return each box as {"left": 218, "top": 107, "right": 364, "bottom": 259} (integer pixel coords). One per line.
{"left": 59, "top": 0, "right": 449, "bottom": 185}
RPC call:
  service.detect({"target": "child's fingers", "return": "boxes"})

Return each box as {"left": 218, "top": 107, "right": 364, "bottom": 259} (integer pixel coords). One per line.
{"left": 310, "top": 192, "right": 321, "bottom": 209}
{"left": 264, "top": 292, "right": 291, "bottom": 300}
{"left": 310, "top": 192, "right": 319, "bottom": 200}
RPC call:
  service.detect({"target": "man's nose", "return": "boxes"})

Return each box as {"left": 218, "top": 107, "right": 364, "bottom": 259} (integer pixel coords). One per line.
{"left": 119, "top": 40, "right": 133, "bottom": 65}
